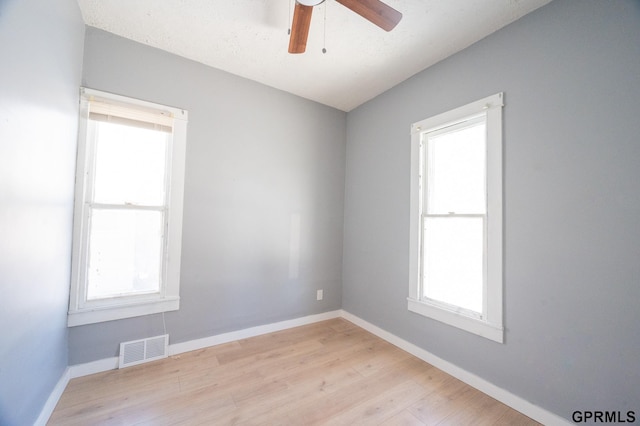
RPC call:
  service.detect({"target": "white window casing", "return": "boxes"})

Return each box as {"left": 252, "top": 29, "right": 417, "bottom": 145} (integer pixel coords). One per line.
{"left": 68, "top": 88, "right": 188, "bottom": 327}
{"left": 408, "top": 93, "right": 504, "bottom": 343}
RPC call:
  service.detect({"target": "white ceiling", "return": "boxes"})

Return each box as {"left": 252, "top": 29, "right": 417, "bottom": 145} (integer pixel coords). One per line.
{"left": 76, "top": 0, "right": 552, "bottom": 112}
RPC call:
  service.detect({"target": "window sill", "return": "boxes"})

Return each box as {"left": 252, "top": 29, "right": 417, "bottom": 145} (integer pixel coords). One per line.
{"left": 407, "top": 298, "right": 503, "bottom": 343}
{"left": 68, "top": 297, "right": 179, "bottom": 327}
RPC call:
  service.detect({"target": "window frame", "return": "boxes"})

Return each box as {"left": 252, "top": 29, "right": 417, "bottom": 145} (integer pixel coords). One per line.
{"left": 68, "top": 88, "right": 188, "bottom": 327}
{"left": 408, "top": 93, "right": 504, "bottom": 343}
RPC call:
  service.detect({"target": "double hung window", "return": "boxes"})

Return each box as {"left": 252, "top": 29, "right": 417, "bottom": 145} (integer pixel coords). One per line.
{"left": 408, "top": 93, "right": 504, "bottom": 342}
{"left": 68, "top": 88, "right": 188, "bottom": 327}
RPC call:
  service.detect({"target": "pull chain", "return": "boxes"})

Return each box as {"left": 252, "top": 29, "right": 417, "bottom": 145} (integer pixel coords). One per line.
{"left": 288, "top": 0, "right": 292, "bottom": 35}
{"left": 322, "top": 1, "right": 327, "bottom": 53}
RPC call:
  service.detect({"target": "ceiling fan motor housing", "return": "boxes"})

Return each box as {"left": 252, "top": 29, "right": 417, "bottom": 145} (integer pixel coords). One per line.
{"left": 297, "top": 0, "right": 325, "bottom": 5}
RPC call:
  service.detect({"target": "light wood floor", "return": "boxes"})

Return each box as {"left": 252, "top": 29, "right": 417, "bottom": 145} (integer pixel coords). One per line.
{"left": 49, "top": 318, "right": 539, "bottom": 425}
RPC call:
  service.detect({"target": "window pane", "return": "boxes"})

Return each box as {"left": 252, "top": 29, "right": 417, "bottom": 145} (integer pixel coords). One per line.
{"left": 426, "top": 122, "right": 486, "bottom": 214}
{"left": 93, "top": 121, "right": 167, "bottom": 206}
{"left": 87, "top": 209, "right": 163, "bottom": 300}
{"left": 423, "top": 217, "right": 483, "bottom": 313}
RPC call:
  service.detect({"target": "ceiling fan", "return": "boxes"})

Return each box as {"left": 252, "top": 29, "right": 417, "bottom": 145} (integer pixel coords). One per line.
{"left": 288, "top": 0, "right": 402, "bottom": 54}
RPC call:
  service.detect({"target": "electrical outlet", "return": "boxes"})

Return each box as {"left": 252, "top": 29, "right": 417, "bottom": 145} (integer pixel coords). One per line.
{"left": 316, "top": 289, "right": 323, "bottom": 301}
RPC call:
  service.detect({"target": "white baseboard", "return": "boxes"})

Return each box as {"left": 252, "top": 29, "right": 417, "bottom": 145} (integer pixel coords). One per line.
{"left": 34, "top": 367, "right": 70, "bottom": 426}
{"left": 47, "top": 308, "right": 568, "bottom": 426}
{"left": 69, "top": 356, "right": 119, "bottom": 378}
{"left": 169, "top": 310, "right": 342, "bottom": 356}
{"left": 340, "top": 310, "right": 571, "bottom": 426}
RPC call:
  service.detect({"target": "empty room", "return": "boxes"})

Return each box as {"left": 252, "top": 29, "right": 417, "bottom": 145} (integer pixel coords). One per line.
{"left": 1, "top": 0, "right": 639, "bottom": 424}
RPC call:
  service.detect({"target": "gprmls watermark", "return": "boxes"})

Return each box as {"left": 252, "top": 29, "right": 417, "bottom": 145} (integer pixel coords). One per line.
{"left": 572, "top": 411, "right": 636, "bottom": 423}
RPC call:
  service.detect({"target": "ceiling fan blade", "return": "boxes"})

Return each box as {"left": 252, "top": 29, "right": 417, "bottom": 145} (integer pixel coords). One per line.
{"left": 288, "top": 3, "right": 314, "bottom": 54}
{"left": 335, "top": 0, "right": 402, "bottom": 31}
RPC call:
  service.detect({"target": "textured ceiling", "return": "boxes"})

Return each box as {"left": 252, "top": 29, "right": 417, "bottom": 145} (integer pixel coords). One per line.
{"left": 76, "top": 0, "right": 552, "bottom": 111}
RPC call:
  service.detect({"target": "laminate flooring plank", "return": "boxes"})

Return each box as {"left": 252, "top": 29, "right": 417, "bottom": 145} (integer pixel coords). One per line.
{"left": 380, "top": 410, "right": 428, "bottom": 426}
{"left": 289, "top": 357, "right": 431, "bottom": 425}
{"left": 406, "top": 376, "right": 477, "bottom": 424}
{"left": 322, "top": 379, "right": 429, "bottom": 425}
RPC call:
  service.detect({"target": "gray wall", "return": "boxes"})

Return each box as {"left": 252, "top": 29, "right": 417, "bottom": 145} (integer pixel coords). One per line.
{"left": 68, "top": 28, "right": 347, "bottom": 364}
{"left": 343, "top": 0, "right": 640, "bottom": 421}
{"left": 0, "top": 0, "right": 84, "bottom": 424}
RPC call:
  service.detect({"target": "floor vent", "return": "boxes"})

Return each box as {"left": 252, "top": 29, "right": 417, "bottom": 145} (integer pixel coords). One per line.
{"left": 119, "top": 334, "right": 168, "bottom": 368}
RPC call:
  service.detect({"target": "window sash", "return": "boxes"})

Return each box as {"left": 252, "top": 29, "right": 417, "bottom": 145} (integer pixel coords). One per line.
{"left": 419, "top": 114, "right": 488, "bottom": 317}
{"left": 423, "top": 116, "right": 487, "bottom": 216}
{"left": 87, "top": 120, "right": 171, "bottom": 208}
{"left": 84, "top": 206, "right": 166, "bottom": 300}
{"left": 420, "top": 214, "right": 487, "bottom": 319}
{"left": 80, "top": 108, "right": 172, "bottom": 307}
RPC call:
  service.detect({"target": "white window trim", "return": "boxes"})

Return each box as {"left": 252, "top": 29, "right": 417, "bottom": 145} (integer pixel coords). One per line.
{"left": 408, "top": 93, "right": 504, "bottom": 343}
{"left": 68, "top": 88, "right": 188, "bottom": 327}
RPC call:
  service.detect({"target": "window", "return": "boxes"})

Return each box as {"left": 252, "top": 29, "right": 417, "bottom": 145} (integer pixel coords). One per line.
{"left": 408, "top": 93, "right": 503, "bottom": 342}
{"left": 68, "top": 88, "right": 188, "bottom": 327}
